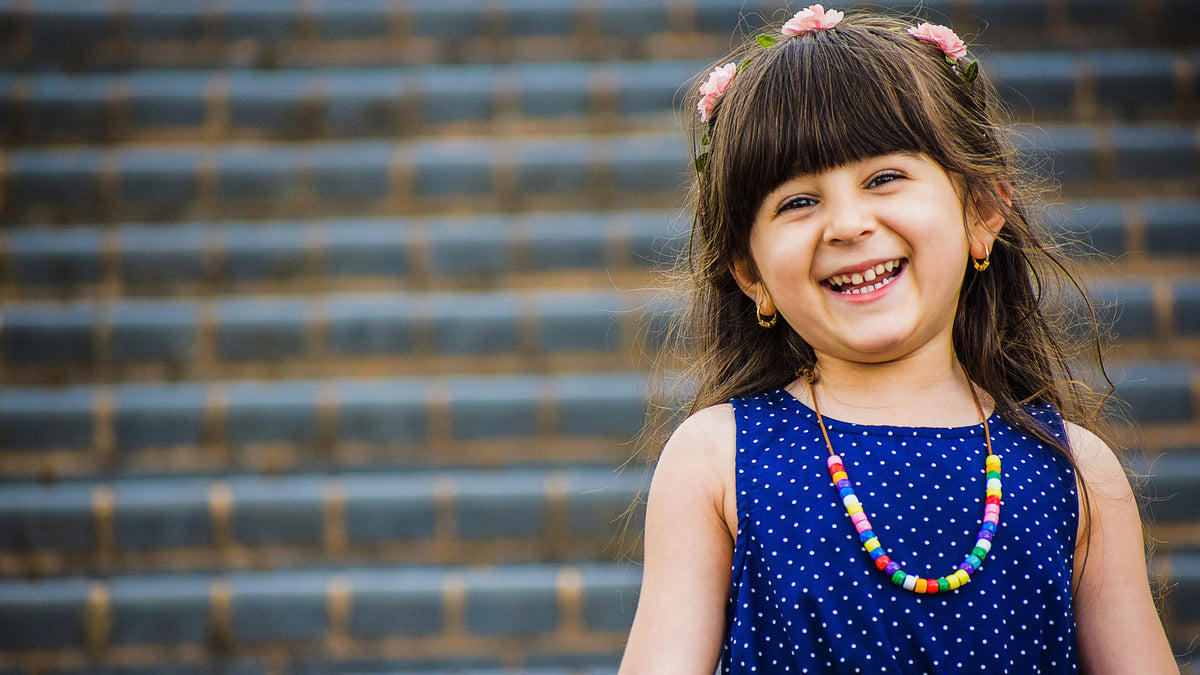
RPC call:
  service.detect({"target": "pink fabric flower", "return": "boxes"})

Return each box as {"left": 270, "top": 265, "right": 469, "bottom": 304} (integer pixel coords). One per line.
{"left": 907, "top": 22, "right": 967, "bottom": 60}
{"left": 781, "top": 4, "right": 844, "bottom": 36}
{"left": 697, "top": 62, "right": 737, "bottom": 122}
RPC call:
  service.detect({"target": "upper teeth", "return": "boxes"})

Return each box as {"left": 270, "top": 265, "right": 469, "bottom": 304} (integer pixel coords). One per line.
{"left": 828, "top": 259, "right": 900, "bottom": 287}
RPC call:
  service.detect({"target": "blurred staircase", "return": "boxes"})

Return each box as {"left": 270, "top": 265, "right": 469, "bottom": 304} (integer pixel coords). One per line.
{"left": 0, "top": 1, "right": 1198, "bottom": 673}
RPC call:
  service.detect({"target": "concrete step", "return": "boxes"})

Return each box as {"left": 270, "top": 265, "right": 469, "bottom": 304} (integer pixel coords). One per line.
{"left": 0, "top": 372, "right": 654, "bottom": 480}
{"left": 0, "top": 210, "right": 684, "bottom": 300}
{"left": 0, "top": 363, "right": 1197, "bottom": 480}
{"left": 2, "top": 50, "right": 1195, "bottom": 147}
{"left": 0, "top": 289, "right": 672, "bottom": 385}
{"left": 3, "top": 200, "right": 1199, "bottom": 301}
{"left": 0, "top": 554, "right": 1197, "bottom": 672}
{"left": 0, "top": 467, "right": 646, "bottom": 577}
{"left": 0, "top": 562, "right": 636, "bottom": 672}
{"left": 4, "top": 0, "right": 1197, "bottom": 72}
{"left": 4, "top": 125, "right": 1198, "bottom": 225}
{"left": 4, "top": 279, "right": 1199, "bottom": 385}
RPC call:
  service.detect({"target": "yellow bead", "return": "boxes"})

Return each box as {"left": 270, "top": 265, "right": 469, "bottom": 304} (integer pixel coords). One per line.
{"left": 986, "top": 456, "right": 1001, "bottom": 471}
{"left": 953, "top": 570, "right": 971, "bottom": 586}
{"left": 864, "top": 538, "right": 881, "bottom": 552}
{"left": 986, "top": 488, "right": 1002, "bottom": 498}
{"left": 832, "top": 471, "right": 848, "bottom": 483}
{"left": 847, "top": 502, "right": 863, "bottom": 514}
{"left": 947, "top": 573, "right": 961, "bottom": 590}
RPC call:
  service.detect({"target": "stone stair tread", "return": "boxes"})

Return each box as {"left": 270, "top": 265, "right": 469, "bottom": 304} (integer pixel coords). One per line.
{"left": 7, "top": 0, "right": 1199, "bottom": 73}
{"left": 4, "top": 125, "right": 1198, "bottom": 224}
{"left": 0, "top": 466, "right": 646, "bottom": 576}
{"left": 3, "top": 50, "right": 1196, "bottom": 147}
{"left": 0, "top": 561, "right": 641, "bottom": 651}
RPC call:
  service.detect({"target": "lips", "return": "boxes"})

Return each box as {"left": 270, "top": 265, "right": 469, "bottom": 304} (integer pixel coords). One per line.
{"left": 823, "top": 258, "right": 906, "bottom": 295}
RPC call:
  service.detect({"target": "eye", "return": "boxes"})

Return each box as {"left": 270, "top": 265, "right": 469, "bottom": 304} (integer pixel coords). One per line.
{"left": 776, "top": 195, "right": 817, "bottom": 215}
{"left": 866, "top": 170, "right": 904, "bottom": 189}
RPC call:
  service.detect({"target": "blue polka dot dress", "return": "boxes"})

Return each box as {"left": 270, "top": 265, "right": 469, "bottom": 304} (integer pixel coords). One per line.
{"left": 723, "top": 388, "right": 1078, "bottom": 673}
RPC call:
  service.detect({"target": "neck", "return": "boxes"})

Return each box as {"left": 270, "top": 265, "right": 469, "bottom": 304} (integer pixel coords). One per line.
{"left": 791, "top": 338, "right": 989, "bottom": 427}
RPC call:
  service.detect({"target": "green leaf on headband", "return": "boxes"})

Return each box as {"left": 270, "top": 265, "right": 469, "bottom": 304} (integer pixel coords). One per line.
{"left": 756, "top": 33, "right": 779, "bottom": 48}
{"left": 962, "top": 60, "right": 979, "bottom": 83}
{"left": 700, "top": 128, "right": 711, "bottom": 146}
{"left": 695, "top": 151, "right": 709, "bottom": 173}
{"left": 738, "top": 56, "right": 752, "bottom": 72}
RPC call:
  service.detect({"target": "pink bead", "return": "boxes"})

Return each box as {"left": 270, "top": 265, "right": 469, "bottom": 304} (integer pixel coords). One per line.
{"left": 855, "top": 519, "right": 871, "bottom": 533}
{"left": 827, "top": 455, "right": 843, "bottom": 469}
{"left": 850, "top": 511, "right": 868, "bottom": 525}
{"left": 984, "top": 512, "right": 999, "bottom": 524}
{"left": 984, "top": 504, "right": 1000, "bottom": 518}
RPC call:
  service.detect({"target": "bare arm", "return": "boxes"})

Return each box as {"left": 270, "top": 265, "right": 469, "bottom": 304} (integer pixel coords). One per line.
{"left": 619, "top": 405, "right": 738, "bottom": 674}
{"left": 1068, "top": 423, "right": 1178, "bottom": 673}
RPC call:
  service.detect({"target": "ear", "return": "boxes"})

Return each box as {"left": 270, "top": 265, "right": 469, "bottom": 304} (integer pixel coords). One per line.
{"left": 968, "top": 182, "right": 1010, "bottom": 260}
{"left": 730, "top": 257, "right": 776, "bottom": 315}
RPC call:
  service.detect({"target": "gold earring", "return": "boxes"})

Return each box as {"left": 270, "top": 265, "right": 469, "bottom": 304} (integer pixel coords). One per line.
{"left": 972, "top": 244, "right": 990, "bottom": 272}
{"left": 757, "top": 307, "right": 777, "bottom": 328}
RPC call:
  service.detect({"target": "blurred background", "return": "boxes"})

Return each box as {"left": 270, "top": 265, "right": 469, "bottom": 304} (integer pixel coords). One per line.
{"left": 0, "top": 1, "right": 1197, "bottom": 673}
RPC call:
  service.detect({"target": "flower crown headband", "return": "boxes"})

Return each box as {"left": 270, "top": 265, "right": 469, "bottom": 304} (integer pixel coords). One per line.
{"left": 694, "top": 4, "right": 979, "bottom": 172}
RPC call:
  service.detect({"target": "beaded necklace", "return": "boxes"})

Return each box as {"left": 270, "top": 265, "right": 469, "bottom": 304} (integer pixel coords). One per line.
{"left": 805, "top": 374, "right": 1001, "bottom": 594}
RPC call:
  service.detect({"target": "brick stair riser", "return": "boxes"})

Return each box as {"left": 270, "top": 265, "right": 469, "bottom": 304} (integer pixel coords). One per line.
{"left": 2, "top": 51, "right": 1196, "bottom": 147}
{"left": 3, "top": 126, "right": 1198, "bottom": 225}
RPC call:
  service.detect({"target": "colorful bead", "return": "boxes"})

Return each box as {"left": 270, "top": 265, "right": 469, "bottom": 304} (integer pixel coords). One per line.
{"left": 825, "top": 436, "right": 1001, "bottom": 595}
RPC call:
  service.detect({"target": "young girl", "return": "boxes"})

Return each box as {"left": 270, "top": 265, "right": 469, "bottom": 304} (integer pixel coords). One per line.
{"left": 619, "top": 6, "right": 1176, "bottom": 673}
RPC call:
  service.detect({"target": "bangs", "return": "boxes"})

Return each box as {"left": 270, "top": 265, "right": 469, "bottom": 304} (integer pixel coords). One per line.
{"left": 711, "top": 25, "right": 951, "bottom": 230}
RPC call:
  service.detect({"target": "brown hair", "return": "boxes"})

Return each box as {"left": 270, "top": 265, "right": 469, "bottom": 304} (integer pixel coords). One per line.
{"left": 642, "top": 11, "right": 1114, "bottom": 555}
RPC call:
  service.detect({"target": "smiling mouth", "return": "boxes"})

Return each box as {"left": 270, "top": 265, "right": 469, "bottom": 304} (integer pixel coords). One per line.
{"left": 823, "top": 258, "right": 907, "bottom": 295}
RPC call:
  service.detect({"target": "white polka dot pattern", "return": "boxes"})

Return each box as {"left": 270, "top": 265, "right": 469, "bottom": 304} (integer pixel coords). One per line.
{"left": 722, "top": 388, "right": 1079, "bottom": 673}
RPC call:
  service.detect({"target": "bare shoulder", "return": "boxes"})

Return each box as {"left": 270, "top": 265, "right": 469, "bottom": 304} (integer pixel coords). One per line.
{"left": 657, "top": 403, "right": 737, "bottom": 471}
{"left": 652, "top": 403, "right": 739, "bottom": 534}
{"left": 1063, "top": 421, "right": 1132, "bottom": 499}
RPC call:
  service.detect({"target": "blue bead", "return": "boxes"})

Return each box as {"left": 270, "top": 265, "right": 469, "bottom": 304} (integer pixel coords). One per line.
{"left": 869, "top": 547, "right": 885, "bottom": 560}
{"left": 982, "top": 521, "right": 997, "bottom": 533}
{"left": 966, "top": 554, "right": 982, "bottom": 568}
{"left": 859, "top": 530, "right": 875, "bottom": 542}
{"left": 839, "top": 486, "right": 855, "bottom": 498}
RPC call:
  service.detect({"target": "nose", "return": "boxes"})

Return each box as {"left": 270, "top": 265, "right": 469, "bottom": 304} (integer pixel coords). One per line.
{"left": 821, "top": 194, "right": 876, "bottom": 244}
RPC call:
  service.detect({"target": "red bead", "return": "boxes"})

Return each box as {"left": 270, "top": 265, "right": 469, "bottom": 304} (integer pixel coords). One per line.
{"left": 986, "top": 495, "right": 1000, "bottom": 506}
{"left": 875, "top": 555, "right": 891, "bottom": 570}
{"left": 829, "top": 463, "right": 844, "bottom": 476}
{"left": 925, "top": 579, "right": 939, "bottom": 594}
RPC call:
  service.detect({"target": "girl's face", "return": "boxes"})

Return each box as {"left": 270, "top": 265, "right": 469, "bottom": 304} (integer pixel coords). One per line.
{"left": 734, "top": 152, "right": 1001, "bottom": 367}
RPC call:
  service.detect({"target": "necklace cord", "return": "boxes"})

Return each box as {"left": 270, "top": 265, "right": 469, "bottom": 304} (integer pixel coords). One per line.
{"left": 805, "top": 367, "right": 993, "bottom": 457}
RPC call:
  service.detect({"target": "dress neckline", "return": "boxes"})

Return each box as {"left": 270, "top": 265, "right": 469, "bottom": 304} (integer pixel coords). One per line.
{"left": 770, "top": 386, "right": 1001, "bottom": 437}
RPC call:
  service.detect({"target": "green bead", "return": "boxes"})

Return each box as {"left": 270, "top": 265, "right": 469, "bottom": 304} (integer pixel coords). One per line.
{"left": 972, "top": 546, "right": 987, "bottom": 560}
{"left": 892, "top": 571, "right": 906, "bottom": 585}
{"left": 986, "top": 470, "right": 1001, "bottom": 480}
{"left": 938, "top": 578, "right": 949, "bottom": 592}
